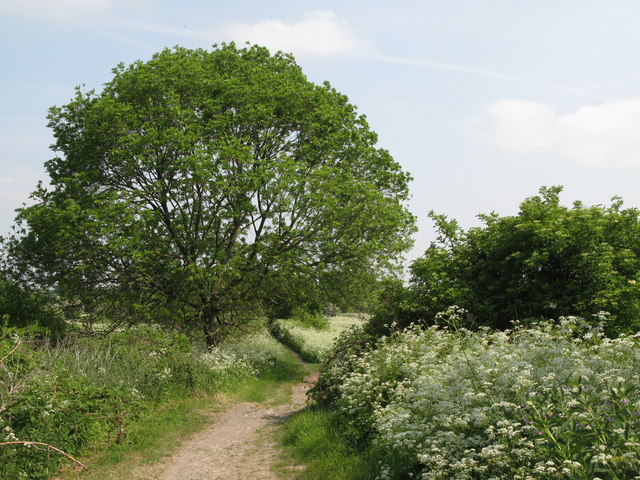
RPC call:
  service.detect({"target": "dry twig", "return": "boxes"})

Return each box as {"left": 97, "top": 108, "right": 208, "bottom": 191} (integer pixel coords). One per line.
{"left": 0, "top": 338, "right": 21, "bottom": 365}
{"left": 0, "top": 441, "right": 86, "bottom": 468}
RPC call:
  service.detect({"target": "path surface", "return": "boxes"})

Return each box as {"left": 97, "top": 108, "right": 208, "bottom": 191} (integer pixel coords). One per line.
{"left": 151, "top": 367, "right": 318, "bottom": 480}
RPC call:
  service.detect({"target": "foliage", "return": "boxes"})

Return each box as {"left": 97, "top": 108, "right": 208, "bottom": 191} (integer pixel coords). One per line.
{"left": 0, "top": 271, "right": 65, "bottom": 336}
{"left": 290, "top": 306, "right": 330, "bottom": 330}
{"left": 269, "top": 314, "right": 365, "bottom": 363}
{"left": 56, "top": 330, "right": 306, "bottom": 480}
{"left": 310, "top": 322, "right": 378, "bottom": 408}
{"left": 373, "top": 187, "right": 640, "bottom": 335}
{"left": 8, "top": 43, "right": 415, "bottom": 346}
{"left": 262, "top": 269, "right": 378, "bottom": 320}
{"left": 313, "top": 314, "right": 640, "bottom": 479}
{"left": 0, "top": 324, "right": 296, "bottom": 479}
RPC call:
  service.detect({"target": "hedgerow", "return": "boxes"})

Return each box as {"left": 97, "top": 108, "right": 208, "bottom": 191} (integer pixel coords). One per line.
{"left": 373, "top": 187, "right": 640, "bottom": 336}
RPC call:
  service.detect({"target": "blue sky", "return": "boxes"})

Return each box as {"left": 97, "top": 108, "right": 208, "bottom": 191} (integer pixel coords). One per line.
{"left": 2, "top": 0, "right": 640, "bottom": 261}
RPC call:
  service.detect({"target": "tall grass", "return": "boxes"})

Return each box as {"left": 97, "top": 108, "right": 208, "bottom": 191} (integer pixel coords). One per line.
{"left": 269, "top": 314, "right": 365, "bottom": 362}
{"left": 277, "top": 407, "right": 379, "bottom": 480}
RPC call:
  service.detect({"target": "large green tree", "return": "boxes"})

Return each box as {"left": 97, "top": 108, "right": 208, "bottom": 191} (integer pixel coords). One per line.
{"left": 9, "top": 44, "right": 415, "bottom": 346}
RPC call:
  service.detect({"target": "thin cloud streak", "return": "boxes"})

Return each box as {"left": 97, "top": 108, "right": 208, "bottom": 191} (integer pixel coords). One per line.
{"left": 577, "top": 71, "right": 640, "bottom": 95}
{"left": 355, "top": 52, "right": 606, "bottom": 100}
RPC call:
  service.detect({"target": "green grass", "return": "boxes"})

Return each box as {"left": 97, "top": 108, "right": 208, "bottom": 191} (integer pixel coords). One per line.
{"left": 56, "top": 364, "right": 308, "bottom": 480}
{"left": 224, "top": 347, "right": 308, "bottom": 404}
{"left": 276, "top": 406, "right": 379, "bottom": 480}
{"left": 270, "top": 314, "right": 365, "bottom": 363}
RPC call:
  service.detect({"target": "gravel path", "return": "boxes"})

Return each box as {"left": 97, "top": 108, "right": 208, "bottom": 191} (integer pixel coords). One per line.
{"left": 153, "top": 368, "right": 318, "bottom": 480}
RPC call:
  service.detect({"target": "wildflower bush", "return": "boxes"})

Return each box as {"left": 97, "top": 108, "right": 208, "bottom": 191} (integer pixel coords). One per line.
{"left": 0, "top": 324, "right": 292, "bottom": 479}
{"left": 313, "top": 313, "right": 640, "bottom": 479}
{"left": 270, "top": 314, "right": 365, "bottom": 363}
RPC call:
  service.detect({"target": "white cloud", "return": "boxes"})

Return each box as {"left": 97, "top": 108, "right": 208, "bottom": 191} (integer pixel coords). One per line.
{"left": 220, "top": 10, "right": 357, "bottom": 56}
{"left": 483, "top": 98, "right": 640, "bottom": 168}
{"left": 2, "top": 4, "right": 357, "bottom": 56}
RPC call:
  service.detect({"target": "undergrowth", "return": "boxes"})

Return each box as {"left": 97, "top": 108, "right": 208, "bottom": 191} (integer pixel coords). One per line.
{"left": 0, "top": 324, "right": 305, "bottom": 479}
{"left": 312, "top": 312, "right": 640, "bottom": 479}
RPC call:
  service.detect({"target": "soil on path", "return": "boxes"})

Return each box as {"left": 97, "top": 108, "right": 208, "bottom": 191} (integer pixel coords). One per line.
{"left": 148, "top": 364, "right": 319, "bottom": 480}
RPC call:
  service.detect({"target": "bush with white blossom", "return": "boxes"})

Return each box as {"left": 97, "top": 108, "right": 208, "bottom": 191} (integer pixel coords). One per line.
{"left": 314, "top": 310, "right": 640, "bottom": 479}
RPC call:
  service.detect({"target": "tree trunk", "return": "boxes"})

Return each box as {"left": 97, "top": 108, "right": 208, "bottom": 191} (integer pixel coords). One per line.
{"left": 202, "top": 305, "right": 223, "bottom": 350}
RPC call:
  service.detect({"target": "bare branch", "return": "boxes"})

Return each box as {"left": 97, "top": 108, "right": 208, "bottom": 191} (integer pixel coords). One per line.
{"left": 0, "top": 441, "right": 86, "bottom": 468}
{"left": 0, "top": 338, "right": 21, "bottom": 365}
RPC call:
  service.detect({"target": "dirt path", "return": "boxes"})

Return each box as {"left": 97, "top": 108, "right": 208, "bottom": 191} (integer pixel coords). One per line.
{"left": 149, "top": 366, "right": 319, "bottom": 480}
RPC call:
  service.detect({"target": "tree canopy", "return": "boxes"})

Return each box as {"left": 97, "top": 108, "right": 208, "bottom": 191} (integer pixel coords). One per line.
{"left": 9, "top": 44, "right": 415, "bottom": 346}
{"left": 373, "top": 187, "right": 640, "bottom": 336}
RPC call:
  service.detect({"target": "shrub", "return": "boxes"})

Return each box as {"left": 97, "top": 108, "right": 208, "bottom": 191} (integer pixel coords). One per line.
{"left": 0, "top": 327, "right": 138, "bottom": 479}
{"left": 373, "top": 187, "right": 640, "bottom": 336}
{"left": 0, "top": 272, "right": 65, "bottom": 337}
{"left": 290, "top": 306, "right": 330, "bottom": 330}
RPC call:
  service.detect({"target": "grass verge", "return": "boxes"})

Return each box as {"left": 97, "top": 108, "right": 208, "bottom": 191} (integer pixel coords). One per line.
{"left": 276, "top": 406, "right": 379, "bottom": 480}
{"left": 55, "top": 346, "right": 307, "bottom": 480}
{"left": 45, "top": 331, "right": 308, "bottom": 480}
{"left": 56, "top": 361, "right": 308, "bottom": 479}
{"left": 52, "top": 395, "right": 226, "bottom": 480}
{"left": 1, "top": 321, "right": 313, "bottom": 479}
